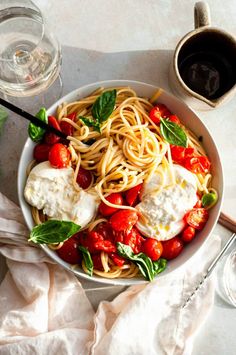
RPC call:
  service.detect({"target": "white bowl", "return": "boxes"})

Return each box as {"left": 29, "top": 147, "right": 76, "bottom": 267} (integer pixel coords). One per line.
{"left": 17, "top": 80, "right": 224, "bottom": 285}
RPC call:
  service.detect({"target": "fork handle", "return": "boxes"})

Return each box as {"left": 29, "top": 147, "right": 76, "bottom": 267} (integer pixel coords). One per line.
{"left": 219, "top": 212, "right": 236, "bottom": 233}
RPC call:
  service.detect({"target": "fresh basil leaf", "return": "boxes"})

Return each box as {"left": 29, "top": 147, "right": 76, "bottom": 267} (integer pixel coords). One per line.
{"left": 153, "top": 258, "right": 167, "bottom": 274}
{"left": 160, "top": 118, "right": 187, "bottom": 147}
{"left": 79, "top": 116, "right": 101, "bottom": 133}
{"left": 29, "top": 220, "right": 81, "bottom": 244}
{"left": 117, "top": 242, "right": 166, "bottom": 281}
{"left": 78, "top": 246, "right": 93, "bottom": 276}
{"left": 0, "top": 108, "right": 8, "bottom": 135}
{"left": 28, "top": 107, "right": 48, "bottom": 142}
{"left": 92, "top": 89, "right": 116, "bottom": 122}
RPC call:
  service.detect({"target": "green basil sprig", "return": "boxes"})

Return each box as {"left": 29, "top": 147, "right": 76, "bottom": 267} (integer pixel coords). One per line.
{"left": 79, "top": 116, "right": 101, "bottom": 133}
{"left": 80, "top": 89, "right": 116, "bottom": 133}
{"left": 117, "top": 242, "right": 167, "bottom": 281}
{"left": 28, "top": 220, "right": 81, "bottom": 244}
{"left": 78, "top": 246, "right": 93, "bottom": 276}
{"left": 0, "top": 108, "right": 8, "bottom": 135}
{"left": 160, "top": 118, "right": 187, "bottom": 147}
{"left": 28, "top": 107, "right": 48, "bottom": 142}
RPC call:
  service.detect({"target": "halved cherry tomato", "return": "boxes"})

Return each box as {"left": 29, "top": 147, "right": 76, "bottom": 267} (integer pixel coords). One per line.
{"left": 181, "top": 226, "right": 196, "bottom": 243}
{"left": 110, "top": 253, "right": 126, "bottom": 267}
{"left": 110, "top": 210, "right": 139, "bottom": 232}
{"left": 142, "top": 238, "right": 163, "bottom": 261}
{"left": 123, "top": 227, "right": 144, "bottom": 254}
{"left": 170, "top": 146, "right": 194, "bottom": 163}
{"left": 184, "top": 156, "right": 211, "bottom": 174}
{"left": 149, "top": 104, "right": 171, "bottom": 124}
{"left": 92, "top": 253, "right": 104, "bottom": 270}
{"left": 161, "top": 237, "right": 183, "bottom": 260}
{"left": 56, "top": 236, "right": 81, "bottom": 264}
{"left": 44, "top": 116, "right": 62, "bottom": 145}
{"left": 33, "top": 143, "right": 51, "bottom": 162}
{"left": 168, "top": 115, "right": 180, "bottom": 124}
{"left": 48, "top": 143, "right": 70, "bottom": 168}
{"left": 76, "top": 166, "right": 93, "bottom": 189}
{"left": 99, "top": 193, "right": 124, "bottom": 216}
{"left": 125, "top": 183, "right": 143, "bottom": 206}
{"left": 60, "top": 112, "right": 77, "bottom": 136}
{"left": 184, "top": 208, "right": 209, "bottom": 230}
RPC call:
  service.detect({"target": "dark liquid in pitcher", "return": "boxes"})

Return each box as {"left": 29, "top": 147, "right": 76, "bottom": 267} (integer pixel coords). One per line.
{"left": 178, "top": 31, "right": 236, "bottom": 100}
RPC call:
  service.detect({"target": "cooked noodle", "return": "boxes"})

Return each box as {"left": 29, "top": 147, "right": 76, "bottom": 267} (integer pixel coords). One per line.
{"left": 27, "top": 86, "right": 214, "bottom": 279}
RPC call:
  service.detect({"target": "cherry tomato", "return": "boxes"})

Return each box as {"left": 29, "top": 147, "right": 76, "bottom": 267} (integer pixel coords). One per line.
{"left": 56, "top": 237, "right": 81, "bottom": 264}
{"left": 99, "top": 193, "right": 124, "bottom": 216}
{"left": 33, "top": 143, "right": 51, "bottom": 162}
{"left": 48, "top": 143, "right": 71, "bottom": 168}
{"left": 76, "top": 166, "right": 93, "bottom": 189}
{"left": 194, "top": 199, "right": 202, "bottom": 208}
{"left": 171, "top": 146, "right": 186, "bottom": 162}
{"left": 110, "top": 210, "right": 139, "bottom": 232}
{"left": 185, "top": 208, "right": 209, "bottom": 230}
{"left": 149, "top": 104, "right": 171, "bottom": 124}
{"left": 142, "top": 238, "right": 163, "bottom": 261}
{"left": 96, "top": 222, "right": 114, "bottom": 241}
{"left": 94, "top": 240, "right": 116, "bottom": 253}
{"left": 181, "top": 226, "right": 196, "bottom": 243}
{"left": 60, "top": 112, "right": 76, "bottom": 136}
{"left": 184, "top": 156, "right": 211, "bottom": 174}
{"left": 123, "top": 227, "right": 144, "bottom": 254}
{"left": 170, "top": 146, "right": 194, "bottom": 163}
{"left": 168, "top": 115, "right": 180, "bottom": 124}
{"left": 78, "top": 230, "right": 102, "bottom": 253}
{"left": 44, "top": 116, "right": 62, "bottom": 145}
{"left": 125, "top": 183, "right": 143, "bottom": 206}
{"left": 92, "top": 253, "right": 104, "bottom": 270}
{"left": 110, "top": 253, "right": 126, "bottom": 267}
{"left": 161, "top": 237, "right": 184, "bottom": 260}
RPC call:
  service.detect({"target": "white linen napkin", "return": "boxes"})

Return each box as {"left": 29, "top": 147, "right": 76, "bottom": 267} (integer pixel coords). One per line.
{"left": 0, "top": 192, "right": 221, "bottom": 355}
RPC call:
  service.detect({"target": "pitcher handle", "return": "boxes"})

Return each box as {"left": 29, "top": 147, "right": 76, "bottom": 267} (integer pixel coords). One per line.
{"left": 194, "top": 1, "right": 211, "bottom": 28}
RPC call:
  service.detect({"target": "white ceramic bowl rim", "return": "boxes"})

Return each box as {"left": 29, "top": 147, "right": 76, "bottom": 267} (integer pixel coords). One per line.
{"left": 17, "top": 79, "right": 224, "bottom": 286}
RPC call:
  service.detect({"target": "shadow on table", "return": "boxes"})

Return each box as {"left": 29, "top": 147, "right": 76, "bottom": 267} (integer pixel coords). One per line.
{"left": 61, "top": 46, "right": 174, "bottom": 96}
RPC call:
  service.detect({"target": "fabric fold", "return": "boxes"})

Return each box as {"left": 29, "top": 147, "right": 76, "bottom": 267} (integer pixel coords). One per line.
{"left": 0, "top": 192, "right": 221, "bottom": 355}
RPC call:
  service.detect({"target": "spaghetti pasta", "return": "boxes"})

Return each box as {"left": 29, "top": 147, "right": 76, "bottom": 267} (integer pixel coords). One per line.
{"left": 26, "top": 86, "right": 216, "bottom": 280}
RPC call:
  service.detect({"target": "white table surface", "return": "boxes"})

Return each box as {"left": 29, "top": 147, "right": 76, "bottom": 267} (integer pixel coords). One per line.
{"left": 0, "top": 0, "right": 236, "bottom": 354}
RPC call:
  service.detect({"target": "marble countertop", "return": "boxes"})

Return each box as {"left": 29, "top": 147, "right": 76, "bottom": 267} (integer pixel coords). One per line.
{"left": 0, "top": 0, "right": 236, "bottom": 354}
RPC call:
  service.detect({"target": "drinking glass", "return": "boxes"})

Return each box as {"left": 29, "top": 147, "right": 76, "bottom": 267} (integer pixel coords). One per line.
{"left": 216, "top": 248, "right": 236, "bottom": 307}
{"left": 0, "top": 1, "right": 62, "bottom": 109}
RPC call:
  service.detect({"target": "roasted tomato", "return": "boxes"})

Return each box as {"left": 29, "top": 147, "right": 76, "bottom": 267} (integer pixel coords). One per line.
{"left": 161, "top": 237, "right": 184, "bottom": 260}
{"left": 184, "top": 156, "right": 211, "bottom": 174}
{"left": 33, "top": 143, "right": 51, "bottom": 162}
{"left": 110, "top": 210, "right": 139, "bottom": 232}
{"left": 110, "top": 253, "right": 126, "bottom": 267}
{"left": 181, "top": 226, "right": 196, "bottom": 243}
{"left": 99, "top": 193, "right": 124, "bottom": 216}
{"left": 56, "top": 236, "right": 81, "bottom": 264}
{"left": 76, "top": 166, "right": 93, "bottom": 189}
{"left": 149, "top": 104, "right": 171, "bottom": 124}
{"left": 125, "top": 184, "right": 143, "bottom": 206}
{"left": 91, "top": 253, "right": 104, "bottom": 270}
{"left": 142, "top": 238, "right": 163, "bottom": 261}
{"left": 48, "top": 143, "right": 70, "bottom": 168}
{"left": 44, "top": 116, "right": 62, "bottom": 145}
{"left": 184, "top": 208, "right": 209, "bottom": 230}
{"left": 168, "top": 115, "right": 180, "bottom": 124}
{"left": 123, "top": 227, "right": 144, "bottom": 254}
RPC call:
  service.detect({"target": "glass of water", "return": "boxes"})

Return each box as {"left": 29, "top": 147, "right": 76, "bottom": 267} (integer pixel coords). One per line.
{"left": 0, "top": 1, "right": 62, "bottom": 107}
